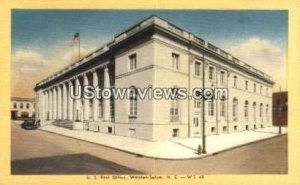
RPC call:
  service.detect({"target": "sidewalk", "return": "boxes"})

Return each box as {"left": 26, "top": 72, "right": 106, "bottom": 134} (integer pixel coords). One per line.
{"left": 39, "top": 125, "right": 287, "bottom": 159}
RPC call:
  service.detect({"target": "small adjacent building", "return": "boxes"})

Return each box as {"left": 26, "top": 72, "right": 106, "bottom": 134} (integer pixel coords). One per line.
{"left": 272, "top": 92, "right": 288, "bottom": 126}
{"left": 11, "top": 97, "right": 35, "bottom": 120}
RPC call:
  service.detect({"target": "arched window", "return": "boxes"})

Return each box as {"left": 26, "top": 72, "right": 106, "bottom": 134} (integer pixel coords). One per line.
{"left": 13, "top": 103, "right": 17, "bottom": 109}
{"left": 260, "top": 103, "right": 263, "bottom": 119}
{"left": 129, "top": 87, "right": 137, "bottom": 117}
{"left": 26, "top": 103, "right": 30, "bottom": 109}
{"left": 233, "top": 98, "right": 238, "bottom": 121}
{"left": 244, "top": 100, "right": 249, "bottom": 120}
{"left": 20, "top": 103, "right": 23, "bottom": 109}
{"left": 253, "top": 102, "right": 256, "bottom": 122}
{"left": 266, "top": 104, "right": 269, "bottom": 122}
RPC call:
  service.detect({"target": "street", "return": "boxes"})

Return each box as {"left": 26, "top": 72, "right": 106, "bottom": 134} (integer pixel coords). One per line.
{"left": 11, "top": 123, "right": 287, "bottom": 174}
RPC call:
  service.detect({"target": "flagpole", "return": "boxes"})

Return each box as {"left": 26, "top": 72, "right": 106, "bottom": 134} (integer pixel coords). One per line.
{"left": 78, "top": 31, "right": 80, "bottom": 60}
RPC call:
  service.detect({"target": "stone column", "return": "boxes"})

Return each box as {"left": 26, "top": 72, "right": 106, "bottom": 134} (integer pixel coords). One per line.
{"left": 103, "top": 66, "right": 111, "bottom": 122}
{"left": 53, "top": 87, "right": 57, "bottom": 119}
{"left": 93, "top": 70, "right": 99, "bottom": 120}
{"left": 37, "top": 90, "right": 45, "bottom": 121}
{"left": 75, "top": 77, "right": 80, "bottom": 121}
{"left": 62, "top": 83, "right": 68, "bottom": 119}
{"left": 83, "top": 73, "right": 89, "bottom": 121}
{"left": 68, "top": 81, "right": 74, "bottom": 120}
{"left": 49, "top": 89, "right": 53, "bottom": 120}
{"left": 57, "top": 85, "right": 62, "bottom": 119}
{"left": 44, "top": 91, "right": 48, "bottom": 120}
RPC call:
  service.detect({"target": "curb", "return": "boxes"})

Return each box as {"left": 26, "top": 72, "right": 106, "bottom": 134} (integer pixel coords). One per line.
{"left": 38, "top": 127, "right": 287, "bottom": 160}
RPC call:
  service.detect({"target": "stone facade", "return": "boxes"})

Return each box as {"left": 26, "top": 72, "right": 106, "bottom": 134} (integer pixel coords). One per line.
{"left": 34, "top": 16, "right": 273, "bottom": 141}
{"left": 11, "top": 97, "right": 35, "bottom": 119}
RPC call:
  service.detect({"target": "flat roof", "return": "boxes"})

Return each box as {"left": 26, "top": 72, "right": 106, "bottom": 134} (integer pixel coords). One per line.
{"left": 11, "top": 97, "right": 35, "bottom": 102}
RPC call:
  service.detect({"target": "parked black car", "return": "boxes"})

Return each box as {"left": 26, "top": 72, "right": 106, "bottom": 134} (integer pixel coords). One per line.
{"left": 21, "top": 120, "right": 37, "bottom": 130}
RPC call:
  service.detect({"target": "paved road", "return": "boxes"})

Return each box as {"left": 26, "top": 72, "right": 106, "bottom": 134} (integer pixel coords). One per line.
{"left": 11, "top": 123, "right": 287, "bottom": 174}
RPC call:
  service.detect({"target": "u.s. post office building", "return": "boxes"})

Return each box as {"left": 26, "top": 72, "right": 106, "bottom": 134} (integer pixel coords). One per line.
{"left": 34, "top": 16, "right": 273, "bottom": 141}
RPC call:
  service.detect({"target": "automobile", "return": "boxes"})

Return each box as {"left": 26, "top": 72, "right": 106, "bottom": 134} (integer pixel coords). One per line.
{"left": 21, "top": 120, "right": 38, "bottom": 130}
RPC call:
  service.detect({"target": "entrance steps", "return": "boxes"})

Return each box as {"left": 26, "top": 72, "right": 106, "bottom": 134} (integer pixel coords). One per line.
{"left": 51, "top": 119, "right": 84, "bottom": 130}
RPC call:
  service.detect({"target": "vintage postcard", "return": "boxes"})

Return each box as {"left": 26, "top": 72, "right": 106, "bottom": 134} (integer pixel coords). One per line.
{"left": 0, "top": 0, "right": 299, "bottom": 185}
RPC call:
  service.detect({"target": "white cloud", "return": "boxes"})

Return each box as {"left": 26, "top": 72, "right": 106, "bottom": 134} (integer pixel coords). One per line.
{"left": 229, "top": 37, "right": 287, "bottom": 91}
{"left": 11, "top": 45, "right": 99, "bottom": 97}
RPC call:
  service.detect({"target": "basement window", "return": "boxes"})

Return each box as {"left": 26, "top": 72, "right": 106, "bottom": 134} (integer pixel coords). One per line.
{"left": 172, "top": 129, "right": 179, "bottom": 137}
{"left": 223, "top": 126, "right": 227, "bottom": 133}
{"left": 108, "top": 126, "right": 112, "bottom": 134}
{"left": 211, "top": 127, "right": 216, "bottom": 133}
{"left": 234, "top": 125, "right": 237, "bottom": 131}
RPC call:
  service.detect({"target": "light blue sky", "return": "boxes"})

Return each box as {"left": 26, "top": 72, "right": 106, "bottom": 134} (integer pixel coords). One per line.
{"left": 12, "top": 10, "right": 287, "bottom": 56}
{"left": 11, "top": 10, "right": 288, "bottom": 97}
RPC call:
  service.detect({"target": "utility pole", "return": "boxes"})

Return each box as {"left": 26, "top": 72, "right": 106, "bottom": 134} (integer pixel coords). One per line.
{"left": 201, "top": 54, "right": 207, "bottom": 154}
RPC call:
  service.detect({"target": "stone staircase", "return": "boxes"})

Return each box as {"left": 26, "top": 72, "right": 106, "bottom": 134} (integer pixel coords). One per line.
{"left": 51, "top": 119, "right": 84, "bottom": 130}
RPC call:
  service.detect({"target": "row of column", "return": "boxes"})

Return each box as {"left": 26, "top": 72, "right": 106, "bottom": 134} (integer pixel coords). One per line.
{"left": 42, "top": 66, "right": 111, "bottom": 122}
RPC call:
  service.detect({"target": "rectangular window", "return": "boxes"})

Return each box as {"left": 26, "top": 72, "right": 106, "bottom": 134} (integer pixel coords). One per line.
{"left": 260, "top": 85, "right": 263, "bottom": 94}
{"left": 172, "top": 53, "right": 180, "bottom": 70}
{"left": 220, "top": 71, "right": 225, "bottom": 84}
{"left": 20, "top": 103, "right": 23, "bottom": 109}
{"left": 253, "top": 105, "right": 256, "bottom": 122}
{"left": 13, "top": 103, "right": 17, "bottom": 109}
{"left": 21, "top": 112, "right": 29, "bottom": 117}
{"left": 208, "top": 100, "right": 214, "bottom": 116}
{"left": 209, "top": 67, "right": 214, "bottom": 80}
{"left": 194, "top": 117, "right": 199, "bottom": 127}
{"left": 245, "top": 81, "right": 248, "bottom": 90}
{"left": 234, "top": 76, "right": 237, "bottom": 87}
{"left": 220, "top": 101, "right": 225, "bottom": 117}
{"left": 194, "top": 100, "right": 201, "bottom": 109}
{"left": 26, "top": 103, "right": 30, "bottom": 109}
{"left": 194, "top": 61, "right": 201, "bottom": 77}
{"left": 254, "top": 83, "right": 256, "bottom": 92}
{"left": 129, "top": 54, "right": 137, "bottom": 70}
